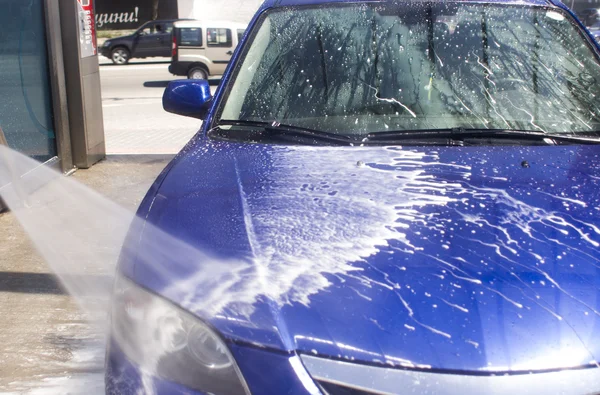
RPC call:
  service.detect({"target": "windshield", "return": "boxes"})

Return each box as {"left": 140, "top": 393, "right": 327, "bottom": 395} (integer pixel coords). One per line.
{"left": 216, "top": 3, "right": 600, "bottom": 137}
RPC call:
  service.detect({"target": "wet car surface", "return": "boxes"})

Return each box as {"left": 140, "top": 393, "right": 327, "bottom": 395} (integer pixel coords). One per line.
{"left": 106, "top": 0, "right": 600, "bottom": 394}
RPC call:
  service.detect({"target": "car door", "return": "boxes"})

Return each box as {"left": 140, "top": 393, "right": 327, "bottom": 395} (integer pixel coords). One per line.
{"left": 156, "top": 22, "right": 174, "bottom": 57}
{"left": 177, "top": 27, "right": 206, "bottom": 63}
{"left": 205, "top": 27, "right": 233, "bottom": 75}
{"left": 132, "top": 22, "right": 162, "bottom": 57}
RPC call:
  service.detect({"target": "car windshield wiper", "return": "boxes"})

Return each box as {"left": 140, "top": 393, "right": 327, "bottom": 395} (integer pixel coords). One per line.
{"left": 367, "top": 128, "right": 600, "bottom": 144}
{"left": 213, "top": 120, "right": 354, "bottom": 145}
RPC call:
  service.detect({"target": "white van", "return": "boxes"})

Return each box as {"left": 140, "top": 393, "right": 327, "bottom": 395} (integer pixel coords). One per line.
{"left": 169, "top": 20, "right": 247, "bottom": 79}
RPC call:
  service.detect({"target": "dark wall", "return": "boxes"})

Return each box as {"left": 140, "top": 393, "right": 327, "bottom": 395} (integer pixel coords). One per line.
{"left": 95, "top": 0, "right": 179, "bottom": 30}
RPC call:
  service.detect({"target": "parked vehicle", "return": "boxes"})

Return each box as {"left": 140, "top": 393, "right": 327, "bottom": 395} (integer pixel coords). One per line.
{"left": 169, "top": 20, "right": 247, "bottom": 79}
{"left": 100, "top": 20, "right": 181, "bottom": 65}
{"left": 578, "top": 7, "right": 600, "bottom": 27}
{"left": 588, "top": 17, "right": 600, "bottom": 43}
{"left": 106, "top": 0, "right": 600, "bottom": 394}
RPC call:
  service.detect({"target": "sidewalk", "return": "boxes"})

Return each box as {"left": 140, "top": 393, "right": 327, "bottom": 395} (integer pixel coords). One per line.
{"left": 98, "top": 58, "right": 210, "bottom": 155}
{"left": 0, "top": 155, "right": 172, "bottom": 394}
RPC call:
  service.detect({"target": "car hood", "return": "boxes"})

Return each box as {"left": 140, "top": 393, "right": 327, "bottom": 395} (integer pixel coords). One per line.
{"left": 106, "top": 35, "right": 134, "bottom": 44}
{"left": 127, "top": 139, "right": 600, "bottom": 373}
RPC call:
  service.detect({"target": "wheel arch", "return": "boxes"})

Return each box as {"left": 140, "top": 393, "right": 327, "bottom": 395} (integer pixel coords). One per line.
{"left": 110, "top": 44, "right": 131, "bottom": 53}
{"left": 188, "top": 62, "right": 210, "bottom": 76}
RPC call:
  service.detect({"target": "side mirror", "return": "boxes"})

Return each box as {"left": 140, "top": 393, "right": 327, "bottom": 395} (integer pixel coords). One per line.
{"left": 163, "top": 80, "right": 212, "bottom": 120}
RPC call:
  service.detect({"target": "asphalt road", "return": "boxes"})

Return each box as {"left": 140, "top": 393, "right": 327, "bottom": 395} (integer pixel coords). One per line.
{"left": 99, "top": 57, "right": 217, "bottom": 154}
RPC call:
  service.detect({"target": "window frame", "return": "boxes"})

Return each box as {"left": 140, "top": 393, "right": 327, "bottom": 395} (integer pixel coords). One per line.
{"left": 237, "top": 29, "right": 246, "bottom": 42}
{"left": 207, "top": 27, "right": 233, "bottom": 47}
{"left": 178, "top": 27, "right": 203, "bottom": 47}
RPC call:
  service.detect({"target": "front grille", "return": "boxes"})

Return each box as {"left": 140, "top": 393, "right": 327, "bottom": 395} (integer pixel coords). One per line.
{"left": 317, "top": 380, "right": 380, "bottom": 395}
{"left": 301, "top": 354, "right": 600, "bottom": 395}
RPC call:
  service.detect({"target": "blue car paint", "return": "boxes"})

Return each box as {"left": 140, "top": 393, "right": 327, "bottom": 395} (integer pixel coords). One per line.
{"left": 107, "top": 0, "right": 600, "bottom": 392}
{"left": 122, "top": 141, "right": 600, "bottom": 373}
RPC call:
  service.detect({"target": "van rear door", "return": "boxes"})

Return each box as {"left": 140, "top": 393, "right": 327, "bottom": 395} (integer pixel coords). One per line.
{"left": 176, "top": 27, "right": 206, "bottom": 63}
{"left": 205, "top": 27, "right": 234, "bottom": 75}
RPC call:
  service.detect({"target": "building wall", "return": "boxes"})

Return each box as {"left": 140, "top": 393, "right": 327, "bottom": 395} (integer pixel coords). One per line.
{"left": 95, "top": 0, "right": 262, "bottom": 30}
{"left": 95, "top": 0, "right": 179, "bottom": 30}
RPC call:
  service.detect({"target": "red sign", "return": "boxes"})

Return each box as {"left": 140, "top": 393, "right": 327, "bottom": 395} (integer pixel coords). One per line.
{"left": 77, "top": 0, "right": 97, "bottom": 58}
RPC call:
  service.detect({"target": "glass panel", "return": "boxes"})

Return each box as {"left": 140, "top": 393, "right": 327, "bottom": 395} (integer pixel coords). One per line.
{"left": 207, "top": 28, "right": 232, "bottom": 47}
{"left": 180, "top": 28, "right": 203, "bottom": 46}
{"left": 141, "top": 23, "right": 158, "bottom": 35}
{"left": 0, "top": 0, "right": 56, "bottom": 161}
{"left": 220, "top": 4, "right": 600, "bottom": 136}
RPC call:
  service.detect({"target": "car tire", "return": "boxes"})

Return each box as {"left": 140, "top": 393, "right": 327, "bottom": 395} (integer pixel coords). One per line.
{"left": 111, "top": 48, "right": 130, "bottom": 65}
{"left": 188, "top": 67, "right": 208, "bottom": 80}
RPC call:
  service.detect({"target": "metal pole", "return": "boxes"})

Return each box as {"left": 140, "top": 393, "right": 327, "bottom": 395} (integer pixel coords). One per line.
{"left": 59, "top": 0, "right": 106, "bottom": 169}
{"left": 0, "top": 127, "right": 8, "bottom": 212}
{"left": 43, "top": 0, "right": 74, "bottom": 174}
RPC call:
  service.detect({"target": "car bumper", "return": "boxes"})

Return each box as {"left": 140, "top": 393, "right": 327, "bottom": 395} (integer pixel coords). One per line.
{"left": 99, "top": 47, "right": 111, "bottom": 58}
{"left": 169, "top": 61, "right": 194, "bottom": 76}
{"left": 105, "top": 338, "right": 320, "bottom": 395}
{"left": 107, "top": 334, "right": 600, "bottom": 395}
{"left": 105, "top": 339, "right": 208, "bottom": 395}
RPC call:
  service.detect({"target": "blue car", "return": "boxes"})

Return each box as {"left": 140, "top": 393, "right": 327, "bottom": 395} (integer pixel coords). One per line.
{"left": 106, "top": 0, "right": 600, "bottom": 394}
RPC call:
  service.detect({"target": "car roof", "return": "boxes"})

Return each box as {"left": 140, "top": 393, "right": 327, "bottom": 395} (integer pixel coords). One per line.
{"left": 261, "top": 0, "right": 554, "bottom": 8}
{"left": 173, "top": 19, "right": 248, "bottom": 29}
{"left": 144, "top": 19, "right": 187, "bottom": 23}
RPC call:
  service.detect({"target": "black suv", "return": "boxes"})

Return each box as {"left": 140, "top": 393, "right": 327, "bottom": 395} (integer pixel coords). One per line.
{"left": 100, "top": 20, "right": 179, "bottom": 65}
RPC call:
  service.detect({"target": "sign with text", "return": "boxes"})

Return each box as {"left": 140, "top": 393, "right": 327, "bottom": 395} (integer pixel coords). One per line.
{"left": 77, "top": 0, "right": 97, "bottom": 58}
{"left": 95, "top": 0, "right": 179, "bottom": 30}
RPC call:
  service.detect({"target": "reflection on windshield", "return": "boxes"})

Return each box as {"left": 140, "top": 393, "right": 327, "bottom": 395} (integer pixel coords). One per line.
{"left": 219, "top": 3, "right": 600, "bottom": 136}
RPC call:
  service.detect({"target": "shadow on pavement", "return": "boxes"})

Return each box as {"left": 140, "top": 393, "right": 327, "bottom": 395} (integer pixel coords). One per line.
{"left": 0, "top": 272, "right": 113, "bottom": 295}
{"left": 99, "top": 61, "right": 171, "bottom": 67}
{"left": 143, "top": 81, "right": 171, "bottom": 88}
{"left": 0, "top": 272, "right": 66, "bottom": 294}
{"left": 143, "top": 79, "right": 222, "bottom": 88}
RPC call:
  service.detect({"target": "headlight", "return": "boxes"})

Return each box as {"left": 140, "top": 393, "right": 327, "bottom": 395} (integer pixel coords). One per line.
{"left": 104, "top": 41, "right": 111, "bottom": 47}
{"left": 111, "top": 274, "right": 250, "bottom": 394}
